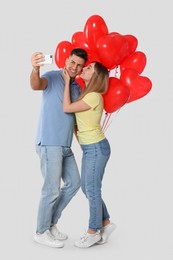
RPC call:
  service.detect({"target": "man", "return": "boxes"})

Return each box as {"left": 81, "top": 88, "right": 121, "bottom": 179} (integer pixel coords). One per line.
{"left": 30, "top": 48, "right": 88, "bottom": 248}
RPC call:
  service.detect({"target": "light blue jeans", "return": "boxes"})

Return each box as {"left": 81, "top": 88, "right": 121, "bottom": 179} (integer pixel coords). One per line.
{"left": 81, "top": 138, "right": 111, "bottom": 231}
{"left": 36, "top": 145, "right": 80, "bottom": 233}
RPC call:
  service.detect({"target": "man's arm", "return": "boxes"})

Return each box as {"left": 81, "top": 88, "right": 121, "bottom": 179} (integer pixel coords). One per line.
{"left": 30, "top": 52, "right": 48, "bottom": 90}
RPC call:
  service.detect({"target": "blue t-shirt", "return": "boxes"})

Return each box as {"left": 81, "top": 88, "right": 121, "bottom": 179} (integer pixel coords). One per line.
{"left": 36, "top": 70, "right": 81, "bottom": 146}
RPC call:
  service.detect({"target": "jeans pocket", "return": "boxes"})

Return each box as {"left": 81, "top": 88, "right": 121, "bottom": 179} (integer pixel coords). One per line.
{"left": 99, "top": 139, "right": 111, "bottom": 157}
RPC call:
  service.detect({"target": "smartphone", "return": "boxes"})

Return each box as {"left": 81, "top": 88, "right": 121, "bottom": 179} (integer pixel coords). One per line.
{"left": 39, "top": 54, "right": 53, "bottom": 65}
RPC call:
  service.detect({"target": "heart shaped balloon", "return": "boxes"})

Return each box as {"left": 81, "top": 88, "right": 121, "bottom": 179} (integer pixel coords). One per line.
{"left": 96, "top": 33, "right": 128, "bottom": 69}
{"left": 85, "top": 49, "right": 101, "bottom": 65}
{"left": 120, "top": 51, "right": 147, "bottom": 74}
{"left": 120, "top": 69, "right": 152, "bottom": 103}
{"left": 71, "top": 31, "right": 89, "bottom": 49}
{"left": 123, "top": 34, "right": 138, "bottom": 56}
{"left": 71, "top": 31, "right": 100, "bottom": 64}
{"left": 54, "top": 41, "right": 73, "bottom": 68}
{"left": 103, "top": 77, "right": 130, "bottom": 113}
{"left": 83, "top": 15, "right": 108, "bottom": 50}
{"left": 108, "top": 32, "right": 137, "bottom": 63}
{"left": 75, "top": 76, "right": 85, "bottom": 90}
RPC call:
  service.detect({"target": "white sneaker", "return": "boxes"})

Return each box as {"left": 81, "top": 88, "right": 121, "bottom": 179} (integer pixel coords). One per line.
{"left": 96, "top": 223, "right": 116, "bottom": 245}
{"left": 34, "top": 230, "right": 64, "bottom": 248}
{"left": 49, "top": 225, "right": 68, "bottom": 240}
{"left": 75, "top": 231, "right": 101, "bottom": 248}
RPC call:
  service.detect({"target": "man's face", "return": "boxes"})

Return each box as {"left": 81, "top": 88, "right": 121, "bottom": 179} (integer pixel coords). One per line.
{"left": 65, "top": 54, "right": 85, "bottom": 79}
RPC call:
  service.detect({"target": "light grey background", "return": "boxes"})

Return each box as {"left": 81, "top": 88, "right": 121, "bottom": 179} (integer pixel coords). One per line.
{"left": 1, "top": 0, "right": 172, "bottom": 259}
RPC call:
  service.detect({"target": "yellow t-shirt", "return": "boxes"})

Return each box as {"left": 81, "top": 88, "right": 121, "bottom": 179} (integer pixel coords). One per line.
{"left": 75, "top": 92, "right": 105, "bottom": 145}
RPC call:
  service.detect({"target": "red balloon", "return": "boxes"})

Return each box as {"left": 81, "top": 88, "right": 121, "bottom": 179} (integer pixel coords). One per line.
{"left": 71, "top": 32, "right": 100, "bottom": 64}
{"left": 120, "top": 69, "right": 152, "bottom": 103}
{"left": 85, "top": 49, "right": 101, "bottom": 65}
{"left": 83, "top": 15, "right": 108, "bottom": 50}
{"left": 75, "top": 76, "right": 85, "bottom": 90}
{"left": 103, "top": 77, "right": 130, "bottom": 113}
{"left": 54, "top": 41, "right": 73, "bottom": 68}
{"left": 71, "top": 31, "right": 89, "bottom": 49}
{"left": 107, "top": 32, "right": 138, "bottom": 62}
{"left": 120, "top": 51, "right": 147, "bottom": 74}
{"left": 96, "top": 33, "right": 128, "bottom": 69}
{"left": 123, "top": 34, "right": 138, "bottom": 55}
{"left": 108, "top": 32, "right": 120, "bottom": 37}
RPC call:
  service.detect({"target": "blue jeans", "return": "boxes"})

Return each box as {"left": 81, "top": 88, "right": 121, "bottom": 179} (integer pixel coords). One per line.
{"left": 36, "top": 145, "right": 80, "bottom": 233}
{"left": 81, "top": 138, "right": 111, "bottom": 231}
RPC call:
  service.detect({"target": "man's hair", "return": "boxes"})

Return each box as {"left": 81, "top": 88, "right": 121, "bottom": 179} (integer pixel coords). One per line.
{"left": 70, "top": 48, "right": 88, "bottom": 63}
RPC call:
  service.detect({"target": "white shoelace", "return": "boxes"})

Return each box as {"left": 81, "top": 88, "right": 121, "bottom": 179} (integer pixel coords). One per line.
{"left": 79, "top": 230, "right": 100, "bottom": 243}
{"left": 80, "top": 231, "right": 88, "bottom": 242}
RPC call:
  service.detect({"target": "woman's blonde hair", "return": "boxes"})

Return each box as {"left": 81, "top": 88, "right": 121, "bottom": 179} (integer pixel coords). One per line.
{"left": 78, "top": 62, "right": 109, "bottom": 100}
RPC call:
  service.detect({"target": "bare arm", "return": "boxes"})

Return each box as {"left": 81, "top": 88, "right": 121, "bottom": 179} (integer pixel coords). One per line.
{"left": 30, "top": 52, "right": 48, "bottom": 90}
{"left": 62, "top": 68, "right": 91, "bottom": 113}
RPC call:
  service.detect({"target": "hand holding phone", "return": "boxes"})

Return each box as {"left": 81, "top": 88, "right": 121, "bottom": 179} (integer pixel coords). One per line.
{"left": 38, "top": 54, "right": 53, "bottom": 65}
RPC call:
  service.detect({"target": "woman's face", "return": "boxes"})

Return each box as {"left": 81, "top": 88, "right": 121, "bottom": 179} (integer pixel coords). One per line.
{"left": 80, "top": 62, "right": 95, "bottom": 84}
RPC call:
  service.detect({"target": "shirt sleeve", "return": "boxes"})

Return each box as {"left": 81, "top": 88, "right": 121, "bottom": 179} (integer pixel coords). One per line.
{"left": 82, "top": 92, "right": 101, "bottom": 109}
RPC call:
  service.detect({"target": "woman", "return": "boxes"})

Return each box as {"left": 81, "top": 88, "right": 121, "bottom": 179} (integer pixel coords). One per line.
{"left": 63, "top": 61, "right": 116, "bottom": 248}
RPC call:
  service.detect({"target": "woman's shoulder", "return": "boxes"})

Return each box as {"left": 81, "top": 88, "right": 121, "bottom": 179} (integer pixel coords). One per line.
{"left": 85, "top": 92, "right": 102, "bottom": 98}
{"left": 83, "top": 92, "right": 102, "bottom": 107}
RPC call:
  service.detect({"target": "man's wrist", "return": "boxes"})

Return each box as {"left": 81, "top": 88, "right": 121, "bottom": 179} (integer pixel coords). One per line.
{"left": 33, "top": 67, "right": 40, "bottom": 73}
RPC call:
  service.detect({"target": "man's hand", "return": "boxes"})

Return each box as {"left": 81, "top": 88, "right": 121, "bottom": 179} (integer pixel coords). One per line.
{"left": 31, "top": 52, "right": 45, "bottom": 70}
{"left": 30, "top": 52, "right": 48, "bottom": 90}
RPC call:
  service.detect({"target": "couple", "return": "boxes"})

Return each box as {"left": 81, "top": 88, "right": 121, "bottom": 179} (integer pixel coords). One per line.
{"left": 30, "top": 48, "right": 116, "bottom": 248}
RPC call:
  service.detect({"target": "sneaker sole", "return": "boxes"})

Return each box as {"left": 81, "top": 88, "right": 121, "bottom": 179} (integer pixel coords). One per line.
{"left": 53, "top": 236, "right": 68, "bottom": 241}
{"left": 34, "top": 237, "right": 64, "bottom": 248}
{"left": 74, "top": 235, "right": 101, "bottom": 248}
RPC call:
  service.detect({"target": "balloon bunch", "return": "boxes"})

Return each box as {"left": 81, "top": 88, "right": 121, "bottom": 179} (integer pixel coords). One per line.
{"left": 54, "top": 14, "right": 152, "bottom": 127}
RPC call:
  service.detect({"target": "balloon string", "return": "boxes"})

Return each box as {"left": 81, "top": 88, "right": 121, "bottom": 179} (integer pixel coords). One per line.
{"left": 102, "top": 109, "right": 121, "bottom": 133}
{"left": 103, "top": 114, "right": 112, "bottom": 132}
{"left": 102, "top": 113, "right": 108, "bottom": 131}
{"left": 102, "top": 113, "right": 112, "bottom": 132}
{"left": 102, "top": 113, "right": 109, "bottom": 132}
{"left": 103, "top": 113, "right": 112, "bottom": 132}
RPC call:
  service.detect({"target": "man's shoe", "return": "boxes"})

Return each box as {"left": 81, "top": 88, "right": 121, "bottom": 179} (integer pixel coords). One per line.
{"left": 34, "top": 230, "right": 64, "bottom": 248}
{"left": 75, "top": 231, "right": 101, "bottom": 248}
{"left": 96, "top": 222, "right": 116, "bottom": 245}
{"left": 50, "top": 225, "right": 68, "bottom": 240}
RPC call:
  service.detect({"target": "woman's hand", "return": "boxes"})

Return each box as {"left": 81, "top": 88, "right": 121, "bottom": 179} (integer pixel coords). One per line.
{"left": 63, "top": 68, "right": 70, "bottom": 84}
